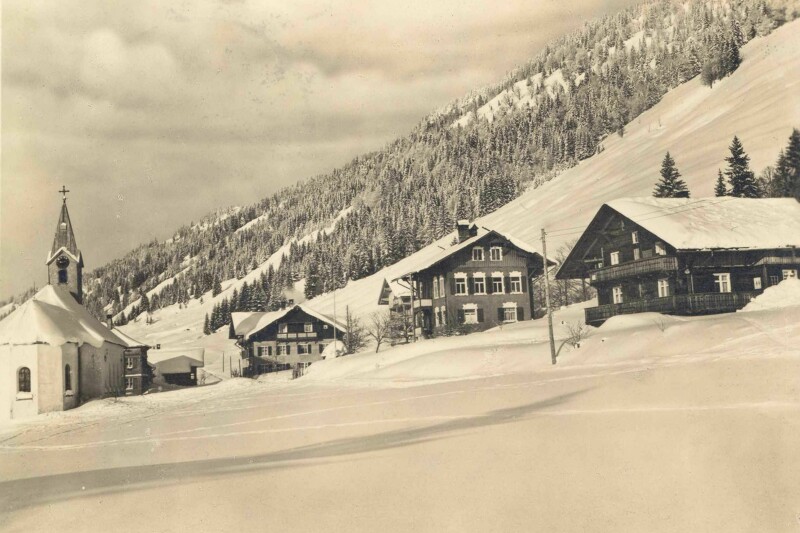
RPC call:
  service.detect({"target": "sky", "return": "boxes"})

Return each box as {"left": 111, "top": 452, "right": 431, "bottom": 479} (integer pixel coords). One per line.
{"left": 1, "top": 0, "right": 638, "bottom": 300}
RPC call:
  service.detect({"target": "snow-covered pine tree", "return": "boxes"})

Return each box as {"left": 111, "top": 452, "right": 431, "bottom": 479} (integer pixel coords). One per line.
{"left": 249, "top": 285, "right": 268, "bottom": 312}
{"left": 714, "top": 169, "right": 728, "bottom": 196}
{"left": 212, "top": 276, "right": 222, "bottom": 297}
{"left": 653, "top": 152, "right": 690, "bottom": 198}
{"left": 203, "top": 313, "right": 211, "bottom": 335}
{"left": 774, "top": 128, "right": 800, "bottom": 200}
{"left": 725, "top": 136, "right": 760, "bottom": 197}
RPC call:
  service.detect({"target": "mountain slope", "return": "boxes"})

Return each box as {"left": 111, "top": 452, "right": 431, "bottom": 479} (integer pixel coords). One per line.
{"left": 119, "top": 18, "right": 800, "bottom": 369}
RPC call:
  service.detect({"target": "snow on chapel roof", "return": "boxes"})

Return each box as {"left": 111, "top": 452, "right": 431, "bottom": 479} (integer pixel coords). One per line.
{"left": 607, "top": 197, "right": 800, "bottom": 250}
{"left": 0, "top": 285, "right": 127, "bottom": 348}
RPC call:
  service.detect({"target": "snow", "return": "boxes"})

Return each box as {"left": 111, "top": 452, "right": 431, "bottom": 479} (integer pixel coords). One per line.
{"left": 740, "top": 279, "right": 800, "bottom": 312}
{"left": 302, "top": 21, "right": 800, "bottom": 322}
{"left": 232, "top": 303, "right": 344, "bottom": 340}
{"left": 0, "top": 285, "right": 126, "bottom": 348}
{"left": 234, "top": 213, "right": 269, "bottom": 234}
{"left": 606, "top": 197, "right": 800, "bottom": 250}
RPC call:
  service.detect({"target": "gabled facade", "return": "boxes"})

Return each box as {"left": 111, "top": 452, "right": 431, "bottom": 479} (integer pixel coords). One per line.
{"left": 230, "top": 304, "right": 345, "bottom": 375}
{"left": 557, "top": 198, "right": 800, "bottom": 326}
{"left": 386, "top": 222, "right": 552, "bottom": 337}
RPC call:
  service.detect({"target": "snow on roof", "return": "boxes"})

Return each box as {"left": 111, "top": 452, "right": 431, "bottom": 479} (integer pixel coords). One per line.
{"left": 148, "top": 347, "right": 205, "bottom": 368}
{"left": 110, "top": 327, "right": 147, "bottom": 348}
{"left": 607, "top": 197, "right": 800, "bottom": 250}
{"left": 232, "top": 304, "right": 345, "bottom": 340}
{"left": 0, "top": 285, "right": 127, "bottom": 348}
{"left": 392, "top": 227, "right": 549, "bottom": 281}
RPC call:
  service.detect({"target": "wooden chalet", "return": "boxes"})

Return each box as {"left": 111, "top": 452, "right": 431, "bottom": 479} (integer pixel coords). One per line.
{"left": 381, "top": 221, "right": 553, "bottom": 337}
{"left": 556, "top": 197, "right": 800, "bottom": 326}
{"left": 230, "top": 304, "right": 345, "bottom": 375}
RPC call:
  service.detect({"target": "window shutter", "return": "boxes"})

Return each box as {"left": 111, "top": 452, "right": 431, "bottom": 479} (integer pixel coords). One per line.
{"left": 497, "top": 308, "right": 504, "bottom": 321}
{"left": 457, "top": 310, "right": 465, "bottom": 324}
{"left": 521, "top": 276, "right": 527, "bottom": 293}
{"left": 517, "top": 307, "right": 524, "bottom": 321}
{"left": 450, "top": 277, "right": 456, "bottom": 295}
{"left": 486, "top": 278, "right": 493, "bottom": 294}
{"left": 477, "top": 308, "right": 484, "bottom": 323}
{"left": 504, "top": 276, "right": 511, "bottom": 294}
{"left": 468, "top": 277, "right": 474, "bottom": 295}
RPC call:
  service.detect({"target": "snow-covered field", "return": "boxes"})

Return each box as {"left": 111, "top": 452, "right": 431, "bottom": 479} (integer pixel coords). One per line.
{"left": 1, "top": 284, "right": 798, "bottom": 532}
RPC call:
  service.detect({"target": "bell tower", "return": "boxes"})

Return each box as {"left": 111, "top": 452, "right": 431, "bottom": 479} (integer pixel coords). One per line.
{"left": 46, "top": 186, "right": 84, "bottom": 303}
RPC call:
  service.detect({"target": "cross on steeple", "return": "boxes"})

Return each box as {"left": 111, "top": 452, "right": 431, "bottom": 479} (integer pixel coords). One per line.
{"left": 59, "top": 185, "right": 70, "bottom": 202}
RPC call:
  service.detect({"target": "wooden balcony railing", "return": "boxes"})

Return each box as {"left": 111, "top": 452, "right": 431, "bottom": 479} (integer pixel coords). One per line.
{"left": 585, "top": 291, "right": 758, "bottom": 325}
{"left": 590, "top": 256, "right": 678, "bottom": 284}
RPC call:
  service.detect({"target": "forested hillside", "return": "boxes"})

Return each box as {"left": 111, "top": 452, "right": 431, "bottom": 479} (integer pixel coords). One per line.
{"left": 5, "top": 0, "right": 796, "bottom": 326}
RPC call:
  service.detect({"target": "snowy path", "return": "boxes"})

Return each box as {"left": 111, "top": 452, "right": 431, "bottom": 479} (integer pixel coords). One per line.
{"left": 1, "top": 352, "right": 799, "bottom": 532}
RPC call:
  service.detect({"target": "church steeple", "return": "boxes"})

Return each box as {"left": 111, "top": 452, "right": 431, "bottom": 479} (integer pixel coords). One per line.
{"left": 46, "top": 186, "right": 84, "bottom": 303}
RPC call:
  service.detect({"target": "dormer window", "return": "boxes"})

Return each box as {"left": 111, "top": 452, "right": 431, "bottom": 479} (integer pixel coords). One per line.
{"left": 489, "top": 246, "right": 503, "bottom": 261}
{"left": 472, "top": 247, "right": 484, "bottom": 261}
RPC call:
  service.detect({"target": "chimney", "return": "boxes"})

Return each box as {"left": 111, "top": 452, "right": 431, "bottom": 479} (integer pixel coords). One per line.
{"left": 106, "top": 313, "right": 114, "bottom": 330}
{"left": 456, "top": 220, "right": 471, "bottom": 243}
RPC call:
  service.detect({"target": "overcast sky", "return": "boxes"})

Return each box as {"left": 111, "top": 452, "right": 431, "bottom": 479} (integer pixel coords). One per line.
{"left": 1, "top": 0, "right": 638, "bottom": 299}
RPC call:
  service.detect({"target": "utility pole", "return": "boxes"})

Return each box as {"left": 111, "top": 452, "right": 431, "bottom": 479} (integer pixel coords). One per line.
{"left": 541, "top": 228, "right": 557, "bottom": 365}
{"left": 408, "top": 275, "right": 417, "bottom": 343}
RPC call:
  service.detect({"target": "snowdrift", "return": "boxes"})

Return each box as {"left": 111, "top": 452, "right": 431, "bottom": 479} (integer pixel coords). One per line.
{"left": 740, "top": 278, "right": 800, "bottom": 312}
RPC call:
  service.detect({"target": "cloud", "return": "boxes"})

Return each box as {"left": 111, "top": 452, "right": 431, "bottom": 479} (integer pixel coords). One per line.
{"left": 79, "top": 29, "right": 180, "bottom": 106}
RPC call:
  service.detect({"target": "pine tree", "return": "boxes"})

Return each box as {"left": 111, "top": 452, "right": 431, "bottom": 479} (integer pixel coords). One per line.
{"left": 140, "top": 292, "right": 150, "bottom": 314}
{"left": 714, "top": 169, "right": 727, "bottom": 196}
{"left": 725, "top": 136, "right": 760, "bottom": 197}
{"left": 203, "top": 313, "right": 211, "bottom": 335}
{"left": 775, "top": 128, "right": 800, "bottom": 200}
{"left": 653, "top": 152, "right": 690, "bottom": 198}
{"left": 212, "top": 276, "right": 222, "bottom": 297}
{"left": 249, "top": 284, "right": 268, "bottom": 312}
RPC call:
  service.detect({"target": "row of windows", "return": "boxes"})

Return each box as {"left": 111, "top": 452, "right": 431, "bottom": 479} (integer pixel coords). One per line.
{"left": 471, "top": 246, "right": 504, "bottom": 262}
{"left": 277, "top": 322, "right": 316, "bottom": 334}
{"left": 256, "top": 343, "right": 327, "bottom": 357}
{"left": 433, "top": 274, "right": 524, "bottom": 298}
{"left": 17, "top": 365, "right": 72, "bottom": 393}
{"left": 432, "top": 305, "right": 521, "bottom": 326}
{"left": 610, "top": 270, "right": 798, "bottom": 303}
{"left": 608, "top": 241, "right": 666, "bottom": 266}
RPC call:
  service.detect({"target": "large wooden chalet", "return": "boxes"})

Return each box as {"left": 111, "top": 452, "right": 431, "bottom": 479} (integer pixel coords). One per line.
{"left": 230, "top": 304, "right": 345, "bottom": 375}
{"left": 379, "top": 221, "right": 553, "bottom": 337}
{"left": 557, "top": 197, "right": 800, "bottom": 326}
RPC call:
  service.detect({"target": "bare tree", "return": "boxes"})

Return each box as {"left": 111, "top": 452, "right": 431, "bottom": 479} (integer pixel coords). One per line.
{"left": 343, "top": 306, "right": 367, "bottom": 355}
{"left": 366, "top": 310, "right": 392, "bottom": 353}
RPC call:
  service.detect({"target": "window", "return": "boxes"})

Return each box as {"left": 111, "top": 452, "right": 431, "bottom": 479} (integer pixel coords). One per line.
{"left": 654, "top": 242, "right": 666, "bottom": 256}
{"left": 657, "top": 279, "right": 670, "bottom": 298}
{"left": 473, "top": 275, "right": 486, "bottom": 294}
{"left": 632, "top": 231, "right": 639, "bottom": 244}
{"left": 782, "top": 269, "right": 798, "bottom": 280}
{"left": 612, "top": 286, "right": 623, "bottom": 304}
{"left": 18, "top": 367, "right": 31, "bottom": 393}
{"left": 126, "top": 357, "right": 134, "bottom": 369}
{"left": 509, "top": 276, "right": 522, "bottom": 294}
{"left": 277, "top": 344, "right": 291, "bottom": 356}
{"left": 278, "top": 323, "right": 288, "bottom": 334}
{"left": 58, "top": 269, "right": 68, "bottom": 283}
{"left": 125, "top": 377, "right": 134, "bottom": 391}
{"left": 257, "top": 347, "right": 265, "bottom": 357}
{"left": 502, "top": 307, "right": 518, "bottom": 322}
{"left": 714, "top": 273, "right": 731, "bottom": 293}
{"left": 455, "top": 276, "right": 468, "bottom": 295}
{"left": 298, "top": 344, "right": 312, "bottom": 355}
{"left": 64, "top": 365, "right": 72, "bottom": 392}
{"left": 770, "top": 275, "right": 779, "bottom": 286}
{"left": 610, "top": 252, "right": 620, "bottom": 266}
{"left": 433, "top": 278, "right": 439, "bottom": 299}
{"left": 491, "top": 276, "right": 504, "bottom": 294}
{"left": 633, "top": 248, "right": 641, "bottom": 260}
{"left": 753, "top": 277, "right": 762, "bottom": 290}
{"left": 489, "top": 246, "right": 503, "bottom": 261}
{"left": 463, "top": 308, "right": 478, "bottom": 324}
{"left": 304, "top": 323, "right": 313, "bottom": 333}
{"left": 267, "top": 346, "right": 273, "bottom": 356}
{"left": 472, "top": 247, "right": 484, "bottom": 261}
{"left": 439, "top": 276, "right": 445, "bottom": 297}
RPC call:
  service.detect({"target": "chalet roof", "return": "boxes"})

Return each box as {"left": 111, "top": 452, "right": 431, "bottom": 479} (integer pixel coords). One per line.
{"left": 391, "top": 227, "right": 552, "bottom": 281}
{"left": 111, "top": 327, "right": 148, "bottom": 348}
{"left": 230, "top": 303, "right": 345, "bottom": 341}
{"left": 47, "top": 201, "right": 83, "bottom": 266}
{"left": 148, "top": 348, "right": 205, "bottom": 373}
{"left": 0, "top": 285, "right": 127, "bottom": 348}
{"left": 556, "top": 197, "right": 800, "bottom": 279}
{"left": 609, "top": 197, "right": 800, "bottom": 250}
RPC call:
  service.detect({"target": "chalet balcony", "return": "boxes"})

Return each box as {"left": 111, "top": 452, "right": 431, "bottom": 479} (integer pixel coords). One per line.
{"left": 584, "top": 291, "right": 758, "bottom": 326}
{"left": 589, "top": 256, "right": 678, "bottom": 284}
{"left": 276, "top": 331, "right": 318, "bottom": 340}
